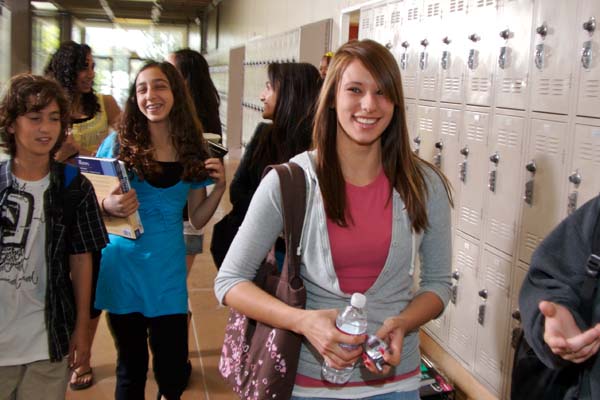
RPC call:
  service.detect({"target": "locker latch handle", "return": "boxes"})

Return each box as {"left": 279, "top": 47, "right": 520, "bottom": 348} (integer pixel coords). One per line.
{"left": 385, "top": 42, "right": 393, "bottom": 50}
{"left": 401, "top": 41, "right": 410, "bottom": 49}
{"left": 525, "top": 160, "right": 537, "bottom": 173}
{"left": 468, "top": 33, "right": 481, "bottom": 42}
{"left": 435, "top": 141, "right": 444, "bottom": 150}
{"left": 489, "top": 152, "right": 500, "bottom": 164}
{"left": 478, "top": 289, "right": 488, "bottom": 299}
{"left": 499, "top": 29, "right": 512, "bottom": 40}
{"left": 499, "top": 46, "right": 508, "bottom": 69}
{"left": 460, "top": 146, "right": 470, "bottom": 157}
{"left": 583, "top": 17, "right": 596, "bottom": 34}
{"left": 421, "top": 38, "right": 429, "bottom": 47}
{"left": 569, "top": 170, "right": 582, "bottom": 186}
{"left": 582, "top": 41, "right": 593, "bottom": 70}
{"left": 536, "top": 23, "right": 548, "bottom": 38}
{"left": 443, "top": 36, "right": 452, "bottom": 45}
{"left": 413, "top": 136, "right": 422, "bottom": 145}
{"left": 511, "top": 310, "right": 521, "bottom": 322}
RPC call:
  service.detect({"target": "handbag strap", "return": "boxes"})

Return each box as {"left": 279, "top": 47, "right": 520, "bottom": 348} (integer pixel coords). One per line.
{"left": 580, "top": 206, "right": 600, "bottom": 323}
{"left": 266, "top": 162, "right": 306, "bottom": 284}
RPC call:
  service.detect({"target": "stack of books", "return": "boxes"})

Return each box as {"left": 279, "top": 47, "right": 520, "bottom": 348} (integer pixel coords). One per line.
{"left": 419, "top": 356, "right": 455, "bottom": 399}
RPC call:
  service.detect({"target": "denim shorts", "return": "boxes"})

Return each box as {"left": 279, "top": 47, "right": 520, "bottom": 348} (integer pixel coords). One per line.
{"left": 291, "top": 389, "right": 420, "bottom": 400}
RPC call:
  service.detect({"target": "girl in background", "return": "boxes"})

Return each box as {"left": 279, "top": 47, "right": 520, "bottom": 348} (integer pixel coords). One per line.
{"left": 95, "top": 61, "right": 225, "bottom": 400}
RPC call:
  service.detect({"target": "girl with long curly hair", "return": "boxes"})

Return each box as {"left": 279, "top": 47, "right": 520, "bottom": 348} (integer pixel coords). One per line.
{"left": 94, "top": 61, "right": 225, "bottom": 400}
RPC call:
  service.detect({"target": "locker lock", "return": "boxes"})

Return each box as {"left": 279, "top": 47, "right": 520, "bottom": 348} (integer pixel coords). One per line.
{"left": 460, "top": 146, "right": 469, "bottom": 157}
{"left": 499, "top": 29, "right": 512, "bottom": 40}
{"left": 511, "top": 310, "right": 521, "bottom": 322}
{"left": 468, "top": 33, "right": 481, "bottom": 42}
{"left": 569, "top": 171, "right": 582, "bottom": 186}
{"left": 413, "top": 136, "right": 422, "bottom": 145}
{"left": 385, "top": 42, "right": 393, "bottom": 49}
{"left": 421, "top": 38, "right": 429, "bottom": 47}
{"left": 442, "top": 36, "right": 451, "bottom": 45}
{"left": 435, "top": 141, "right": 444, "bottom": 150}
{"left": 478, "top": 289, "right": 488, "bottom": 299}
{"left": 583, "top": 17, "right": 596, "bottom": 34}
{"left": 452, "top": 270, "right": 460, "bottom": 280}
{"left": 489, "top": 152, "right": 500, "bottom": 164}
{"left": 536, "top": 23, "right": 548, "bottom": 38}
{"left": 525, "top": 160, "right": 537, "bottom": 173}
{"left": 402, "top": 41, "right": 410, "bottom": 49}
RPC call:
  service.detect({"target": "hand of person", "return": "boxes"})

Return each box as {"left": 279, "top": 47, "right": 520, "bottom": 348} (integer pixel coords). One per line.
{"left": 540, "top": 300, "right": 600, "bottom": 364}
{"left": 298, "top": 309, "right": 366, "bottom": 370}
{"left": 205, "top": 157, "right": 226, "bottom": 190}
{"left": 365, "top": 316, "right": 408, "bottom": 374}
{"left": 102, "top": 184, "right": 139, "bottom": 217}
{"left": 55, "top": 131, "right": 81, "bottom": 162}
{"left": 68, "top": 323, "right": 90, "bottom": 370}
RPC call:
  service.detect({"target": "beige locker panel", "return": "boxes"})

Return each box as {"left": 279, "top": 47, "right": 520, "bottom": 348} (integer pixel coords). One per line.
{"left": 416, "top": 105, "right": 440, "bottom": 163}
{"left": 518, "top": 118, "right": 567, "bottom": 264}
{"left": 457, "top": 111, "right": 489, "bottom": 239}
{"left": 485, "top": 115, "right": 525, "bottom": 256}
{"left": 448, "top": 234, "right": 480, "bottom": 367}
{"left": 474, "top": 248, "right": 511, "bottom": 394}
{"left": 494, "top": 0, "right": 533, "bottom": 110}
{"left": 418, "top": 0, "right": 443, "bottom": 101}
{"left": 567, "top": 123, "right": 600, "bottom": 213}
{"left": 358, "top": 6, "right": 374, "bottom": 40}
{"left": 405, "top": 101, "right": 419, "bottom": 148}
{"left": 464, "top": 0, "right": 497, "bottom": 106}
{"left": 425, "top": 306, "right": 451, "bottom": 344}
{"left": 530, "top": 0, "right": 578, "bottom": 114}
{"left": 440, "top": 0, "right": 467, "bottom": 104}
{"left": 372, "top": 3, "right": 390, "bottom": 47}
{"left": 439, "top": 108, "right": 463, "bottom": 226}
{"left": 576, "top": 0, "right": 600, "bottom": 118}
{"left": 398, "top": 0, "right": 423, "bottom": 99}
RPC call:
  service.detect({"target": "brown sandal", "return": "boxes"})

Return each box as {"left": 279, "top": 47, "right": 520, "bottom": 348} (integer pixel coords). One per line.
{"left": 69, "top": 368, "right": 94, "bottom": 390}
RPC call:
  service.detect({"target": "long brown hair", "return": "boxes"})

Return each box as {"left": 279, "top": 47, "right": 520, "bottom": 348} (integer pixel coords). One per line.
{"left": 118, "top": 61, "right": 210, "bottom": 182}
{"left": 313, "top": 39, "right": 452, "bottom": 232}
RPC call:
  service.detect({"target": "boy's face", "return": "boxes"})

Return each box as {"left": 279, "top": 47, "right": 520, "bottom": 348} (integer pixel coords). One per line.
{"left": 8, "top": 99, "right": 62, "bottom": 159}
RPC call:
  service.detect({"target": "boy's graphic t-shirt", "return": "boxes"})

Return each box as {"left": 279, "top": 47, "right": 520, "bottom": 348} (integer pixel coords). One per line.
{"left": 0, "top": 174, "right": 50, "bottom": 365}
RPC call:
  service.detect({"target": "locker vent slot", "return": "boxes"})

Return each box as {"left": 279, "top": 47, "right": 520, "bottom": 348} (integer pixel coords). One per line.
{"left": 467, "top": 123, "right": 485, "bottom": 142}
{"left": 450, "top": 326, "right": 470, "bottom": 349}
{"left": 479, "top": 349, "right": 501, "bottom": 375}
{"left": 485, "top": 264, "right": 509, "bottom": 290}
{"left": 497, "top": 128, "right": 518, "bottom": 148}
{"left": 408, "top": 7, "right": 419, "bottom": 21}
{"left": 460, "top": 206, "right": 481, "bottom": 228}
{"left": 375, "top": 13, "right": 385, "bottom": 27}
{"left": 419, "top": 117, "right": 434, "bottom": 133}
{"left": 391, "top": 10, "right": 401, "bottom": 25}
{"left": 577, "top": 141, "right": 600, "bottom": 165}
{"left": 534, "top": 134, "right": 560, "bottom": 155}
{"left": 404, "top": 75, "right": 417, "bottom": 90}
{"left": 537, "top": 78, "right": 568, "bottom": 98}
{"left": 471, "top": 76, "right": 491, "bottom": 93}
{"left": 457, "top": 250, "right": 476, "bottom": 270}
{"left": 524, "top": 232, "right": 543, "bottom": 254}
{"left": 444, "top": 77, "right": 461, "bottom": 93}
{"left": 441, "top": 120, "right": 458, "bottom": 137}
{"left": 422, "top": 76, "right": 437, "bottom": 90}
{"left": 489, "top": 218, "right": 514, "bottom": 247}
{"left": 501, "top": 78, "right": 524, "bottom": 94}
{"left": 449, "top": 0, "right": 465, "bottom": 13}
{"left": 427, "top": 2, "right": 441, "bottom": 17}
{"left": 361, "top": 15, "right": 371, "bottom": 31}
{"left": 477, "top": 0, "right": 495, "bottom": 7}
{"left": 582, "top": 80, "right": 600, "bottom": 99}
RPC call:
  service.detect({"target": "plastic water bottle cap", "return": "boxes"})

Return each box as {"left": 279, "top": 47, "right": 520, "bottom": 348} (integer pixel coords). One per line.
{"left": 350, "top": 293, "right": 366, "bottom": 309}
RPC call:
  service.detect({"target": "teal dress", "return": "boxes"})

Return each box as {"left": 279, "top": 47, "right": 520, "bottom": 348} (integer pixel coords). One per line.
{"left": 94, "top": 133, "right": 210, "bottom": 316}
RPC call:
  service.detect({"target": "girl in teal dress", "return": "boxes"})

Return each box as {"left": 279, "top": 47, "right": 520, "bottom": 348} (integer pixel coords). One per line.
{"left": 95, "top": 61, "right": 226, "bottom": 400}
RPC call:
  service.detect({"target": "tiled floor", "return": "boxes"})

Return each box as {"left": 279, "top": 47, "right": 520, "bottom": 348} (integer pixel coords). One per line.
{"left": 67, "top": 156, "right": 240, "bottom": 400}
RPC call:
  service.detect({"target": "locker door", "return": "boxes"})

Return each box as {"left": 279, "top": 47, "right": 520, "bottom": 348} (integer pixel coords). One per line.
{"left": 359, "top": 6, "right": 374, "bottom": 40}
{"left": 464, "top": 0, "right": 498, "bottom": 106}
{"left": 416, "top": 105, "right": 440, "bottom": 163}
{"left": 531, "top": 0, "right": 578, "bottom": 114}
{"left": 418, "top": 0, "right": 443, "bottom": 101}
{"left": 425, "top": 304, "right": 450, "bottom": 344}
{"left": 576, "top": 0, "right": 600, "bottom": 118}
{"left": 567, "top": 123, "right": 600, "bottom": 213}
{"left": 399, "top": 0, "right": 423, "bottom": 99}
{"left": 494, "top": 0, "right": 534, "bottom": 110}
{"left": 475, "top": 248, "right": 511, "bottom": 394}
{"left": 440, "top": 0, "right": 467, "bottom": 103}
{"left": 448, "top": 234, "right": 480, "bottom": 367}
{"left": 518, "top": 118, "right": 567, "bottom": 264}
{"left": 405, "top": 101, "right": 418, "bottom": 146}
{"left": 485, "top": 114, "right": 525, "bottom": 256}
{"left": 438, "top": 108, "right": 463, "bottom": 227}
{"left": 372, "top": 3, "right": 390, "bottom": 47}
{"left": 457, "top": 111, "right": 489, "bottom": 239}
{"left": 388, "top": 0, "right": 404, "bottom": 53}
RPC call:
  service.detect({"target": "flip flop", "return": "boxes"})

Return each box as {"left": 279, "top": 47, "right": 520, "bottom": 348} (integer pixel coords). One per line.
{"left": 69, "top": 368, "right": 94, "bottom": 390}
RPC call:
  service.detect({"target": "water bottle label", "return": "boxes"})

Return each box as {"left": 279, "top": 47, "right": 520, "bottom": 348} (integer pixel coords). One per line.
{"left": 336, "top": 325, "right": 364, "bottom": 351}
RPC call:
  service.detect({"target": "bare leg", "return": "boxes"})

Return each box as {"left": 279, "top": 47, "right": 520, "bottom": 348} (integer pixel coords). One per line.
{"left": 70, "top": 315, "right": 100, "bottom": 389}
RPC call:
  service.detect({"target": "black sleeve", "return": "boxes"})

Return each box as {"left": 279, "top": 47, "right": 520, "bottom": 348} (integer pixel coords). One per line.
{"left": 68, "top": 174, "right": 109, "bottom": 254}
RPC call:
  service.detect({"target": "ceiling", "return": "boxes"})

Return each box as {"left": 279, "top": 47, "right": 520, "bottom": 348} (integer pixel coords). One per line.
{"left": 33, "top": 0, "right": 218, "bottom": 24}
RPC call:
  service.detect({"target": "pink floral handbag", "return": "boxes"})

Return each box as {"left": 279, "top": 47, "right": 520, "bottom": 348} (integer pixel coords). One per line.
{"left": 219, "top": 163, "right": 307, "bottom": 400}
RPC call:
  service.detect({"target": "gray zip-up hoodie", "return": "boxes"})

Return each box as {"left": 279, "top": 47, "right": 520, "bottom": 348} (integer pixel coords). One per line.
{"left": 214, "top": 150, "right": 452, "bottom": 392}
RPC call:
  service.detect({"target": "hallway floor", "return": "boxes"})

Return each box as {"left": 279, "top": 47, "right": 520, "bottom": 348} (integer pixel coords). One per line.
{"left": 66, "top": 157, "right": 240, "bottom": 400}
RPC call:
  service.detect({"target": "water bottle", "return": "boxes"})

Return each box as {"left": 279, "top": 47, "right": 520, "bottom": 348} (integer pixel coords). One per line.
{"left": 322, "top": 293, "right": 368, "bottom": 384}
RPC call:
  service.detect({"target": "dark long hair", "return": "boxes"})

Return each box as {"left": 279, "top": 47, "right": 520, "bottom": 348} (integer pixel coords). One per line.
{"left": 250, "top": 62, "right": 322, "bottom": 172}
{"left": 0, "top": 74, "right": 70, "bottom": 158}
{"left": 313, "top": 39, "right": 452, "bottom": 232}
{"left": 171, "top": 48, "right": 222, "bottom": 135}
{"left": 118, "top": 61, "right": 210, "bottom": 182}
{"left": 44, "top": 41, "right": 100, "bottom": 118}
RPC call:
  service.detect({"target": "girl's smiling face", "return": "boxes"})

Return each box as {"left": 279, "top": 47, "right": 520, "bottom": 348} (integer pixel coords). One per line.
{"left": 135, "top": 66, "right": 174, "bottom": 124}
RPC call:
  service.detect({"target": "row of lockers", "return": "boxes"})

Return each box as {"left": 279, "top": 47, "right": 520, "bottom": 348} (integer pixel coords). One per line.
{"left": 359, "top": 0, "right": 600, "bottom": 119}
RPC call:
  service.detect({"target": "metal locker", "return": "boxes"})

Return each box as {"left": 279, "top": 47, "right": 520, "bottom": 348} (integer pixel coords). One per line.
{"left": 448, "top": 234, "right": 480, "bottom": 368}
{"left": 405, "top": 101, "right": 419, "bottom": 145}
{"left": 576, "top": 0, "right": 600, "bottom": 118}
{"left": 531, "top": 0, "right": 578, "bottom": 114}
{"left": 518, "top": 118, "right": 567, "bottom": 264}
{"left": 425, "top": 306, "right": 451, "bottom": 344}
{"left": 440, "top": 0, "right": 467, "bottom": 104}
{"left": 464, "top": 0, "right": 498, "bottom": 106}
{"left": 494, "top": 0, "right": 534, "bottom": 110}
{"left": 372, "top": 3, "right": 390, "bottom": 47}
{"left": 567, "top": 123, "right": 600, "bottom": 214}
{"left": 387, "top": 0, "right": 405, "bottom": 53}
{"left": 398, "top": 0, "right": 423, "bottom": 99}
{"left": 457, "top": 110, "right": 490, "bottom": 239}
{"left": 474, "top": 248, "right": 511, "bottom": 394}
{"left": 485, "top": 114, "right": 526, "bottom": 256}
{"left": 418, "top": 0, "right": 443, "bottom": 101}
{"left": 438, "top": 108, "right": 463, "bottom": 228}
{"left": 416, "top": 105, "right": 440, "bottom": 163}
{"left": 359, "top": 6, "right": 375, "bottom": 40}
